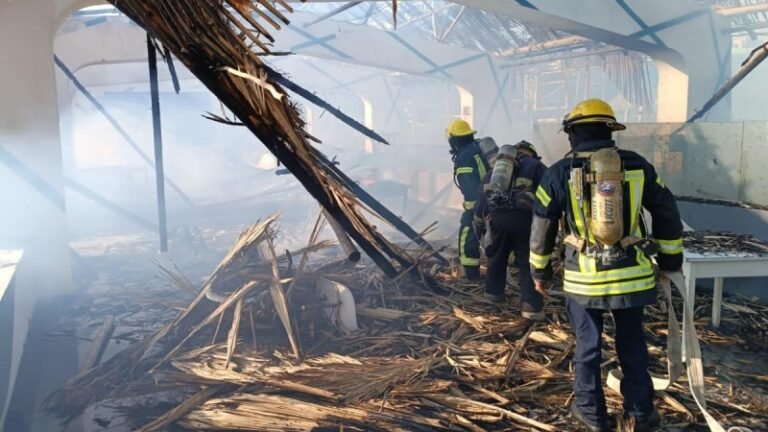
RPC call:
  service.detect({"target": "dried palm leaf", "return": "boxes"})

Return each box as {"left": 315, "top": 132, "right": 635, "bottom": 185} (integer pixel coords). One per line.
{"left": 179, "top": 393, "right": 446, "bottom": 431}
{"left": 224, "top": 299, "right": 243, "bottom": 367}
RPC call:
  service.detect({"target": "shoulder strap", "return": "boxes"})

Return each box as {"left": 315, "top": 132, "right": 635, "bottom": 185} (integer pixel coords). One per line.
{"left": 570, "top": 151, "right": 593, "bottom": 159}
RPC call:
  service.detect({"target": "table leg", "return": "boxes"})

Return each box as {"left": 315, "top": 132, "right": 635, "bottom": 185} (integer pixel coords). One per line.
{"left": 682, "top": 263, "right": 695, "bottom": 362}
{"left": 712, "top": 277, "right": 724, "bottom": 328}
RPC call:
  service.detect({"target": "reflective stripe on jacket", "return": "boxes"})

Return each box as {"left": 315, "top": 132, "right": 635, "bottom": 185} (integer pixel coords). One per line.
{"left": 529, "top": 139, "right": 683, "bottom": 308}
{"left": 454, "top": 141, "right": 490, "bottom": 212}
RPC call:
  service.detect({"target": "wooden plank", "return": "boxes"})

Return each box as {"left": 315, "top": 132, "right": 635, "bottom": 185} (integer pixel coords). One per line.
{"left": 138, "top": 385, "right": 223, "bottom": 432}
{"left": 81, "top": 316, "right": 115, "bottom": 372}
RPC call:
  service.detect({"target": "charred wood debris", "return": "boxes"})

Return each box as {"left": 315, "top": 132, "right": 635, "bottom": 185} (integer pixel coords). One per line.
{"left": 46, "top": 1, "right": 768, "bottom": 431}
{"left": 47, "top": 214, "right": 768, "bottom": 431}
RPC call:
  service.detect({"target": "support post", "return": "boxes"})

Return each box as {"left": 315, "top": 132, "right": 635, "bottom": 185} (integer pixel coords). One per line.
{"left": 148, "top": 35, "right": 169, "bottom": 252}
{"left": 712, "top": 277, "right": 724, "bottom": 328}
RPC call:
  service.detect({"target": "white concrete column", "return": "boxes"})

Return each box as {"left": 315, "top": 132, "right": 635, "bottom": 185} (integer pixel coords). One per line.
{"left": 0, "top": 1, "right": 74, "bottom": 424}
{"left": 656, "top": 62, "right": 690, "bottom": 122}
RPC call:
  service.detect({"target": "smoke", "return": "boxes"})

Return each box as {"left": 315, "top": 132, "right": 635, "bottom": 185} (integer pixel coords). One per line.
{"left": 54, "top": 4, "right": 768, "bottom": 258}
{"left": 61, "top": 85, "right": 292, "bottom": 239}
{"left": 54, "top": 51, "right": 518, "bottom": 252}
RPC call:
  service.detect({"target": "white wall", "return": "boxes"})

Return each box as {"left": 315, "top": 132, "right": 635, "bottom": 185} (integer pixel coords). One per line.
{"left": 0, "top": 0, "right": 82, "bottom": 424}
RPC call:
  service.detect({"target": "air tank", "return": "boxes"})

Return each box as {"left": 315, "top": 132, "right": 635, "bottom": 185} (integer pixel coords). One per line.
{"left": 478, "top": 137, "right": 499, "bottom": 166}
{"left": 487, "top": 144, "right": 517, "bottom": 195}
{"left": 588, "top": 148, "right": 624, "bottom": 247}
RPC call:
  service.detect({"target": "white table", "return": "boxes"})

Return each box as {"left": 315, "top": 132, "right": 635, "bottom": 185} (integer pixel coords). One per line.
{"left": 0, "top": 250, "right": 22, "bottom": 303}
{"left": 682, "top": 249, "right": 768, "bottom": 328}
{"left": 0, "top": 249, "right": 22, "bottom": 427}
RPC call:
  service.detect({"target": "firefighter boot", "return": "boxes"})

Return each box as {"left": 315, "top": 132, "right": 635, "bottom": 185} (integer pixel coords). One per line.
{"left": 464, "top": 266, "right": 481, "bottom": 280}
{"left": 484, "top": 292, "right": 505, "bottom": 303}
{"left": 570, "top": 403, "right": 611, "bottom": 432}
{"left": 628, "top": 410, "right": 660, "bottom": 432}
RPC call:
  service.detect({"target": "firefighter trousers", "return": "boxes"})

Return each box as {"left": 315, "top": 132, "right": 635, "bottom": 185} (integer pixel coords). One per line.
{"left": 485, "top": 210, "right": 542, "bottom": 313}
{"left": 566, "top": 298, "right": 655, "bottom": 424}
{"left": 459, "top": 210, "right": 480, "bottom": 278}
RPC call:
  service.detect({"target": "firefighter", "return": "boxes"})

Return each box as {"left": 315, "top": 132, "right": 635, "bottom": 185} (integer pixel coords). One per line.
{"left": 447, "top": 120, "right": 491, "bottom": 280}
{"left": 474, "top": 142, "right": 547, "bottom": 320}
{"left": 529, "top": 99, "right": 683, "bottom": 432}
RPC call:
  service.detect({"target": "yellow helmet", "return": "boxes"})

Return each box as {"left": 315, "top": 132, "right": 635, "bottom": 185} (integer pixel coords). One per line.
{"left": 562, "top": 99, "right": 626, "bottom": 132}
{"left": 446, "top": 119, "right": 476, "bottom": 138}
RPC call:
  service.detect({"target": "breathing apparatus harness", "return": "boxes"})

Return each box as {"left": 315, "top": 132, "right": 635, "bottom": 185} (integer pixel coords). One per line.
{"left": 485, "top": 143, "right": 538, "bottom": 212}
{"left": 563, "top": 146, "right": 657, "bottom": 265}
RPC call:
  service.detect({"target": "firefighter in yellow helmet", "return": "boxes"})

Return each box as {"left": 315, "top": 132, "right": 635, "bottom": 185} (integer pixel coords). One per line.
{"left": 447, "top": 119, "right": 491, "bottom": 280}
{"left": 529, "top": 99, "right": 683, "bottom": 432}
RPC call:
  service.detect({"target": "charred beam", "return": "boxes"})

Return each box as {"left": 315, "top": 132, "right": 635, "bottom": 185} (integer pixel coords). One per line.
{"left": 262, "top": 64, "right": 389, "bottom": 145}
{"left": 148, "top": 34, "right": 170, "bottom": 252}
{"left": 104, "top": 0, "right": 412, "bottom": 277}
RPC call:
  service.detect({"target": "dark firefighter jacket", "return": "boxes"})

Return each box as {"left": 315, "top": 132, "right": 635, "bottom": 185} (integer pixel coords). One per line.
{"left": 454, "top": 140, "right": 490, "bottom": 218}
{"left": 474, "top": 154, "right": 547, "bottom": 234}
{"left": 529, "top": 139, "right": 684, "bottom": 310}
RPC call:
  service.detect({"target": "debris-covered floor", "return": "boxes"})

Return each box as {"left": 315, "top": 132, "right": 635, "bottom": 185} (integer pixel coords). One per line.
{"left": 42, "top": 217, "right": 768, "bottom": 432}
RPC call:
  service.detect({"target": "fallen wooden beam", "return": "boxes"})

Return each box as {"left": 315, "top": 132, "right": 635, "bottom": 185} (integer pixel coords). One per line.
{"left": 315, "top": 153, "right": 448, "bottom": 266}
{"left": 263, "top": 64, "right": 389, "bottom": 145}
{"left": 137, "top": 385, "right": 224, "bottom": 432}
{"left": 102, "top": 1, "right": 441, "bottom": 278}
{"left": 322, "top": 209, "right": 361, "bottom": 262}
{"left": 81, "top": 315, "right": 116, "bottom": 372}
{"left": 685, "top": 41, "right": 768, "bottom": 125}
{"left": 676, "top": 195, "right": 768, "bottom": 212}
